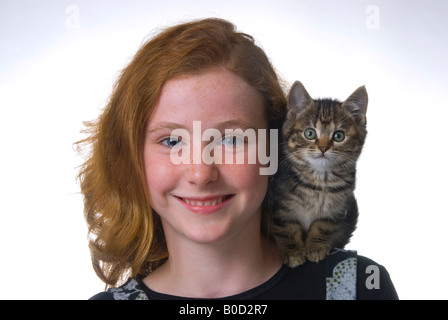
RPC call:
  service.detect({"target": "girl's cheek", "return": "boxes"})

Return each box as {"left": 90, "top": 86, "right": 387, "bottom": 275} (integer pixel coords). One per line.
{"left": 144, "top": 151, "right": 179, "bottom": 193}
{"left": 224, "top": 162, "right": 268, "bottom": 192}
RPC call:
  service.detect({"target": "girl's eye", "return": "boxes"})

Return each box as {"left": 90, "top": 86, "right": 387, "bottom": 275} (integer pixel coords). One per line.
{"left": 333, "top": 131, "right": 345, "bottom": 142}
{"left": 222, "top": 135, "right": 244, "bottom": 146}
{"left": 160, "top": 136, "right": 182, "bottom": 148}
{"left": 304, "top": 128, "right": 317, "bottom": 140}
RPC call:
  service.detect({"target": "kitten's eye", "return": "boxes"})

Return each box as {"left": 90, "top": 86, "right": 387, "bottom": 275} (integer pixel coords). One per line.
{"left": 304, "top": 128, "right": 317, "bottom": 140}
{"left": 333, "top": 131, "right": 345, "bottom": 142}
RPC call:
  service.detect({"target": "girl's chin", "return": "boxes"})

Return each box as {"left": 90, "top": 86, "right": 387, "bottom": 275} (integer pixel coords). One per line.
{"left": 180, "top": 223, "right": 235, "bottom": 245}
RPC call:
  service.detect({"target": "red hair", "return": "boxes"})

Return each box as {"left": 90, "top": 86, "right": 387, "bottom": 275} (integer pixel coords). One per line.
{"left": 77, "top": 18, "right": 286, "bottom": 287}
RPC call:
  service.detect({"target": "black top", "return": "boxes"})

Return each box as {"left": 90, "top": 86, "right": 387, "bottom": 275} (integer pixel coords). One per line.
{"left": 89, "top": 249, "right": 398, "bottom": 300}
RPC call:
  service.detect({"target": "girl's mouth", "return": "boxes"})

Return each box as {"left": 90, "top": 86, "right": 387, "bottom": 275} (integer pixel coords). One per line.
{"left": 181, "top": 195, "right": 232, "bottom": 206}
{"left": 175, "top": 195, "right": 234, "bottom": 213}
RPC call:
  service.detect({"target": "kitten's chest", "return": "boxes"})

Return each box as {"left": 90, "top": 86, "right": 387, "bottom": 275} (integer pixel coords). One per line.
{"left": 297, "top": 189, "right": 342, "bottom": 229}
{"left": 280, "top": 169, "right": 352, "bottom": 230}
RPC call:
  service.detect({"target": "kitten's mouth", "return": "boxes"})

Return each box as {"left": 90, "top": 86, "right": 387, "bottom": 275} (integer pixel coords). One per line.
{"left": 312, "top": 152, "right": 330, "bottom": 160}
{"left": 307, "top": 154, "right": 333, "bottom": 170}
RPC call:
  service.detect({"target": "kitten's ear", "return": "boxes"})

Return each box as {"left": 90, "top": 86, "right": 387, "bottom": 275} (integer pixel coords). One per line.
{"left": 288, "top": 81, "right": 313, "bottom": 118}
{"left": 342, "top": 86, "right": 368, "bottom": 125}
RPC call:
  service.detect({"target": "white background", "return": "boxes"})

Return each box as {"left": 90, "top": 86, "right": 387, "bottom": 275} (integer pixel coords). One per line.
{"left": 1, "top": 0, "right": 447, "bottom": 299}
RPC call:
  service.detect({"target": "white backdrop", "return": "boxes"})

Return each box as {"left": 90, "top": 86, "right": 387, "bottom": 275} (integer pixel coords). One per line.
{"left": 1, "top": 0, "right": 447, "bottom": 299}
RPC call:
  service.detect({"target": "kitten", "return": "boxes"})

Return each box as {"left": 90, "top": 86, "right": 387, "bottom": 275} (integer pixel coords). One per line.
{"left": 271, "top": 81, "right": 368, "bottom": 267}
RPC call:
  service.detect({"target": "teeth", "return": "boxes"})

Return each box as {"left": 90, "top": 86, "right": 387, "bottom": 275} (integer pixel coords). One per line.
{"left": 183, "top": 196, "right": 225, "bottom": 206}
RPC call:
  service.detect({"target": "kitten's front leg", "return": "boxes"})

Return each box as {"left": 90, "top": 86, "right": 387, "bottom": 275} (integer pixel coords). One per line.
{"left": 287, "top": 248, "right": 307, "bottom": 267}
{"left": 304, "top": 220, "right": 335, "bottom": 263}
{"left": 272, "top": 222, "right": 306, "bottom": 267}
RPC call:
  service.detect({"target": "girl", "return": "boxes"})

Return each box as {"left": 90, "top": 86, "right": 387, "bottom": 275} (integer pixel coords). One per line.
{"left": 79, "top": 18, "right": 397, "bottom": 300}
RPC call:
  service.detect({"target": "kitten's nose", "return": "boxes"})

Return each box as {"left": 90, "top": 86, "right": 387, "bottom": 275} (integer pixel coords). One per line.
{"left": 318, "top": 146, "right": 329, "bottom": 154}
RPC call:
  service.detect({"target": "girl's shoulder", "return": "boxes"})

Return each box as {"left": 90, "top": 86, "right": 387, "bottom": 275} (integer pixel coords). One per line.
{"left": 89, "top": 278, "right": 148, "bottom": 300}
{"left": 88, "top": 249, "right": 398, "bottom": 300}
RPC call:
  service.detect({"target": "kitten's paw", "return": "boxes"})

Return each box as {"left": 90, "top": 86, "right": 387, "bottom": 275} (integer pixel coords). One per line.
{"left": 305, "top": 244, "right": 331, "bottom": 263}
{"left": 286, "top": 252, "right": 306, "bottom": 268}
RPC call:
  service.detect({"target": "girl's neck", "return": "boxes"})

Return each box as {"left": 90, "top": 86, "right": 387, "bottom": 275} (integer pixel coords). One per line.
{"left": 143, "top": 229, "right": 282, "bottom": 298}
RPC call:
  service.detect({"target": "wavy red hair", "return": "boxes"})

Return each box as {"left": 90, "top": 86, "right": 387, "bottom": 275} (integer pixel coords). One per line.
{"left": 77, "top": 18, "right": 287, "bottom": 287}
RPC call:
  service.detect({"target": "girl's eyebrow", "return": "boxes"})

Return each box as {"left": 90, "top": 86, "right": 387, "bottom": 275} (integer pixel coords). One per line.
{"left": 147, "top": 119, "right": 259, "bottom": 135}
{"left": 147, "top": 122, "right": 188, "bottom": 134}
{"left": 214, "top": 119, "right": 258, "bottom": 131}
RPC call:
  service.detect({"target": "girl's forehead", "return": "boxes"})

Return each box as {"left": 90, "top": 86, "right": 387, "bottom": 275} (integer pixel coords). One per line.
{"left": 164, "top": 68, "right": 252, "bottom": 100}
{"left": 148, "top": 68, "right": 267, "bottom": 129}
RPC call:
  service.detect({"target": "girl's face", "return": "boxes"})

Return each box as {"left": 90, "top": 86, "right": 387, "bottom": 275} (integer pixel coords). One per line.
{"left": 143, "top": 67, "right": 269, "bottom": 246}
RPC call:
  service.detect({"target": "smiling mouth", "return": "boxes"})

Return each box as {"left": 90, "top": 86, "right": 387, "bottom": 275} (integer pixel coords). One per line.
{"left": 177, "top": 195, "right": 233, "bottom": 207}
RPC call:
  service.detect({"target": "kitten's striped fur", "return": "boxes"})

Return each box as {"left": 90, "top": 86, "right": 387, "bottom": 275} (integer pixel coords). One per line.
{"left": 271, "top": 81, "right": 368, "bottom": 267}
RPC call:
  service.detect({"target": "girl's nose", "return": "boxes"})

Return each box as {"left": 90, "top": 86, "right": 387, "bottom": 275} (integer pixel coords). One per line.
{"left": 185, "top": 162, "right": 219, "bottom": 186}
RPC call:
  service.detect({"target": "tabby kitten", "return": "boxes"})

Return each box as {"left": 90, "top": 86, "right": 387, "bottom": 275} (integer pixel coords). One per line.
{"left": 271, "top": 81, "right": 368, "bottom": 267}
